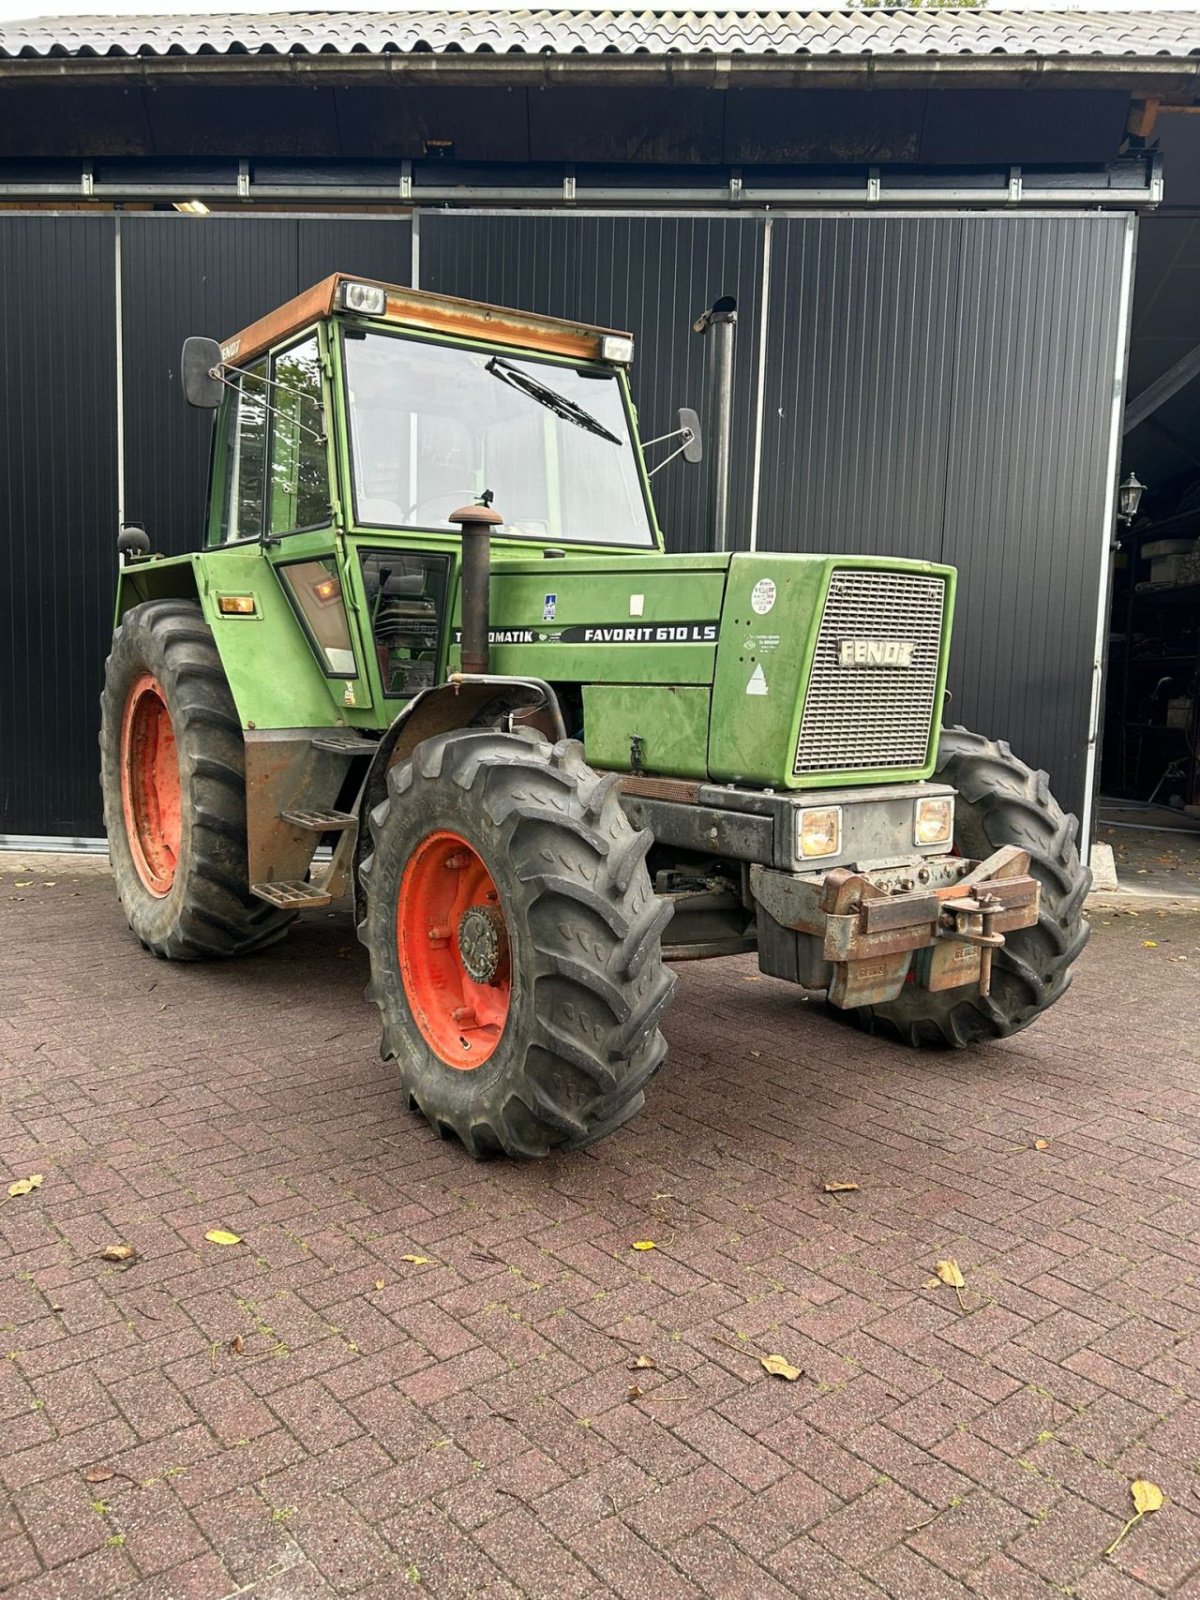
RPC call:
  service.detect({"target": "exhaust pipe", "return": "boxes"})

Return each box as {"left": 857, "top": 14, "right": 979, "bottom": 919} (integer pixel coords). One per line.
{"left": 693, "top": 295, "right": 737, "bottom": 554}
{"left": 449, "top": 498, "right": 503, "bottom": 675}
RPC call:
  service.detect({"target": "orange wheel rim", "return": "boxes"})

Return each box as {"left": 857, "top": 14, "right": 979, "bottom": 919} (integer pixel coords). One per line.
{"left": 120, "top": 673, "right": 182, "bottom": 897}
{"left": 397, "top": 830, "right": 511, "bottom": 1068}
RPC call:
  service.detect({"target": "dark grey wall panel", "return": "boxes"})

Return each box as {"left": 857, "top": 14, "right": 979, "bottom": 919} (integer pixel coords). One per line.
{"left": 757, "top": 213, "right": 1130, "bottom": 822}
{"left": 757, "top": 217, "right": 960, "bottom": 559}
{"left": 942, "top": 215, "right": 1128, "bottom": 809}
{"left": 420, "top": 214, "right": 763, "bottom": 552}
{"left": 122, "top": 215, "right": 411, "bottom": 556}
{"left": 0, "top": 217, "right": 118, "bottom": 837}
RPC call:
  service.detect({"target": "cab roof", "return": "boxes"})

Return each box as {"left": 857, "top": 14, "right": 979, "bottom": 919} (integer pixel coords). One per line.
{"left": 219, "top": 273, "right": 633, "bottom": 368}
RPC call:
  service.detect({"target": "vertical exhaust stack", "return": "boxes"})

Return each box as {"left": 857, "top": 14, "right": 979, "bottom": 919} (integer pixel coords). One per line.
{"left": 449, "top": 499, "right": 503, "bottom": 675}
{"left": 693, "top": 295, "right": 737, "bottom": 553}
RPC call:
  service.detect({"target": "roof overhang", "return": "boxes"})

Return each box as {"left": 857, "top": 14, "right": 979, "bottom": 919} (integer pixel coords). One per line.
{"left": 2, "top": 53, "right": 1198, "bottom": 102}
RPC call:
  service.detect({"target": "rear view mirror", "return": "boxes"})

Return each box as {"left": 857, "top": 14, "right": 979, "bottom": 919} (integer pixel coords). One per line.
{"left": 679, "top": 407, "right": 703, "bottom": 464}
{"left": 181, "top": 337, "right": 224, "bottom": 409}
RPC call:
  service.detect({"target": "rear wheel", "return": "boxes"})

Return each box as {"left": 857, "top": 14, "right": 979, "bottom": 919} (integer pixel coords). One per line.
{"left": 359, "top": 729, "right": 676, "bottom": 1158}
{"left": 100, "top": 600, "right": 293, "bottom": 959}
{"left": 840, "top": 726, "right": 1091, "bottom": 1047}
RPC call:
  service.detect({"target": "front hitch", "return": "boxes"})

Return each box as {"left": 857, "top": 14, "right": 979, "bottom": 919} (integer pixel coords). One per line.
{"left": 751, "top": 846, "right": 1040, "bottom": 1009}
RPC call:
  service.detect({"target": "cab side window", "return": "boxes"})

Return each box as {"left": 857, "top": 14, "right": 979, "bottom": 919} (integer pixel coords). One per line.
{"left": 221, "top": 359, "right": 268, "bottom": 543}
{"left": 269, "top": 336, "right": 330, "bottom": 534}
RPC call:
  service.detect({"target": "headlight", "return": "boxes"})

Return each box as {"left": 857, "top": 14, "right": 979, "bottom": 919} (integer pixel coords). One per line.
{"left": 915, "top": 796, "right": 954, "bottom": 847}
{"left": 798, "top": 806, "right": 842, "bottom": 860}
{"left": 341, "top": 281, "right": 387, "bottom": 316}
{"left": 601, "top": 333, "right": 634, "bottom": 364}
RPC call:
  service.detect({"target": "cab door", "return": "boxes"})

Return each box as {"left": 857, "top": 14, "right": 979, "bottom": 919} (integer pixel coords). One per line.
{"left": 213, "top": 327, "right": 373, "bottom": 714}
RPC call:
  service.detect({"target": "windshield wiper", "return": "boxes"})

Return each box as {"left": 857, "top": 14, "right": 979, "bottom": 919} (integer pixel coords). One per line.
{"left": 485, "top": 356, "right": 621, "bottom": 445}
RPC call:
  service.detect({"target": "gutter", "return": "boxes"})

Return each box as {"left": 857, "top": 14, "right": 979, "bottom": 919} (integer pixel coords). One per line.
{"left": 0, "top": 52, "right": 1197, "bottom": 101}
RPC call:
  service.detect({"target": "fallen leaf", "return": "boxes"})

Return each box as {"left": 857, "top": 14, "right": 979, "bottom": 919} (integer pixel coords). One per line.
{"left": 1142, "top": 940, "right": 1158, "bottom": 948}
{"left": 97, "top": 1244, "right": 136, "bottom": 1264}
{"left": 84, "top": 1467, "right": 115, "bottom": 1484}
{"left": 936, "top": 1258, "right": 968, "bottom": 1311}
{"left": 761, "top": 1354, "right": 802, "bottom": 1381}
{"left": 7, "top": 1174, "right": 44, "bottom": 1198}
{"left": 823, "top": 1181, "right": 860, "bottom": 1194}
{"left": 204, "top": 1229, "right": 242, "bottom": 1246}
{"left": 229, "top": 1335, "right": 245, "bottom": 1355}
{"left": 627, "top": 1384, "right": 644, "bottom": 1401}
{"left": 1034, "top": 1139, "right": 1051, "bottom": 1151}
{"left": 374, "top": 1279, "right": 386, "bottom": 1291}
{"left": 1105, "top": 1478, "right": 1165, "bottom": 1555}
{"left": 628, "top": 1355, "right": 657, "bottom": 1370}
{"left": 400, "top": 1255, "right": 431, "bottom": 1266}
{"left": 1132, "top": 1480, "right": 1164, "bottom": 1514}
{"left": 630, "top": 1241, "right": 656, "bottom": 1252}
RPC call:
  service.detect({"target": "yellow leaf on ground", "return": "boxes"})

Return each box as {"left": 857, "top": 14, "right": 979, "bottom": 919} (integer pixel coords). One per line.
{"left": 823, "top": 1181, "right": 860, "bottom": 1194}
{"left": 400, "top": 1255, "right": 431, "bottom": 1265}
{"left": 1142, "top": 940, "right": 1158, "bottom": 948}
{"left": 1034, "top": 1139, "right": 1051, "bottom": 1151}
{"left": 1105, "top": 1478, "right": 1166, "bottom": 1554}
{"left": 631, "top": 1241, "right": 656, "bottom": 1252}
{"left": 761, "top": 1354, "right": 802, "bottom": 1381}
{"left": 936, "top": 1259, "right": 966, "bottom": 1289}
{"left": 97, "top": 1244, "right": 136, "bottom": 1263}
{"left": 1132, "top": 1480, "right": 1164, "bottom": 1514}
{"left": 627, "top": 1384, "right": 644, "bottom": 1401}
{"left": 7, "top": 1174, "right": 44, "bottom": 1198}
{"left": 204, "top": 1229, "right": 242, "bottom": 1246}
{"left": 629, "top": 1355, "right": 657, "bottom": 1370}
{"left": 374, "top": 1279, "right": 386, "bottom": 1291}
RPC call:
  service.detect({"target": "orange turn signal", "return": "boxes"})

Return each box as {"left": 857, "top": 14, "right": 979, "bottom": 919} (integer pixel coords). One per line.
{"left": 217, "top": 594, "right": 256, "bottom": 615}
{"left": 312, "top": 576, "right": 341, "bottom": 603}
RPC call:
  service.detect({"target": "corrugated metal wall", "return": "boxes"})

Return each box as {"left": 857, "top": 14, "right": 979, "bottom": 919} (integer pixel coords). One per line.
{"left": 757, "top": 214, "right": 1131, "bottom": 820}
{"left": 0, "top": 218, "right": 118, "bottom": 838}
{"left": 419, "top": 215, "right": 763, "bottom": 553}
{"left": 0, "top": 215, "right": 410, "bottom": 839}
{"left": 0, "top": 208, "right": 1129, "bottom": 838}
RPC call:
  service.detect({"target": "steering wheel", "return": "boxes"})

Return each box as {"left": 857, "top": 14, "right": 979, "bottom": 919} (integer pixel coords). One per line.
{"left": 404, "top": 490, "right": 478, "bottom": 526}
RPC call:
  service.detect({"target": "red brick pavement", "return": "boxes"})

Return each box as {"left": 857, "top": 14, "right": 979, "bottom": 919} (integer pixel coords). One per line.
{"left": 0, "top": 866, "right": 1197, "bottom": 1600}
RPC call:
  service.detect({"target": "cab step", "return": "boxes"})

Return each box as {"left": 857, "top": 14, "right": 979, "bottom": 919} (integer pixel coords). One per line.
{"left": 281, "top": 806, "right": 356, "bottom": 833}
{"left": 250, "top": 880, "right": 333, "bottom": 911}
{"left": 310, "top": 731, "right": 377, "bottom": 757}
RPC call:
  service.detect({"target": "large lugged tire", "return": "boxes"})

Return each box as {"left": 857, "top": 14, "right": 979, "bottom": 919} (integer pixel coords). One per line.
{"left": 843, "top": 726, "right": 1091, "bottom": 1047}
{"left": 100, "top": 599, "right": 293, "bottom": 960}
{"left": 358, "top": 728, "right": 676, "bottom": 1158}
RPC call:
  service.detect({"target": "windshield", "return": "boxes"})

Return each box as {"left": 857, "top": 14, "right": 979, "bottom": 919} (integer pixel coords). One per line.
{"left": 341, "top": 328, "right": 656, "bottom": 547}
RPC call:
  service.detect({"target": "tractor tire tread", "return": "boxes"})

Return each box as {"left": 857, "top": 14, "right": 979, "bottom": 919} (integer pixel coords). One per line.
{"left": 100, "top": 600, "right": 294, "bottom": 961}
{"left": 358, "top": 728, "right": 674, "bottom": 1158}
{"left": 842, "top": 725, "right": 1091, "bottom": 1049}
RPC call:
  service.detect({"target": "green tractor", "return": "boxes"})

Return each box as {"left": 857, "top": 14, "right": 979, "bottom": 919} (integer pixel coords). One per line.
{"left": 101, "top": 274, "right": 1090, "bottom": 1158}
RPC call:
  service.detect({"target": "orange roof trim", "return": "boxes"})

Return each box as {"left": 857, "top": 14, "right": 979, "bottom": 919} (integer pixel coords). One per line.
{"left": 220, "top": 273, "right": 633, "bottom": 367}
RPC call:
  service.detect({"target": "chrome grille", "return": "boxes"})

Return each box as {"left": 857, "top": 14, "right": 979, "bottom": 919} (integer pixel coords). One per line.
{"left": 794, "top": 570, "right": 946, "bottom": 775}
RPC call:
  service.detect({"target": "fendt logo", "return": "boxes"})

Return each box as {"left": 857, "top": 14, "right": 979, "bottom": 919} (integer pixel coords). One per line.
{"left": 838, "top": 638, "right": 917, "bottom": 668}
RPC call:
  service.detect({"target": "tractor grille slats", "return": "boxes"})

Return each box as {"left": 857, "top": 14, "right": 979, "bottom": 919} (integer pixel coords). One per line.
{"left": 794, "top": 570, "right": 946, "bottom": 775}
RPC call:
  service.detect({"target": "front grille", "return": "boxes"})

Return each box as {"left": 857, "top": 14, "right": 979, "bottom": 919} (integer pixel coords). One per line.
{"left": 794, "top": 569, "right": 946, "bottom": 775}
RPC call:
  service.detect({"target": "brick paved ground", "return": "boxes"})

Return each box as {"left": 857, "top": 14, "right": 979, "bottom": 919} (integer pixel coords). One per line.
{"left": 1, "top": 864, "right": 1198, "bottom": 1600}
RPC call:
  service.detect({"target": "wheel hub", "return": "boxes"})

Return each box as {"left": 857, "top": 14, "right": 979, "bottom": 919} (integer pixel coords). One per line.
{"left": 458, "top": 903, "right": 509, "bottom": 985}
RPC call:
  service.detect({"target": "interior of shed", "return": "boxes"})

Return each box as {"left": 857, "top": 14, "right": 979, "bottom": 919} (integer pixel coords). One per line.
{"left": 1104, "top": 108, "right": 1200, "bottom": 894}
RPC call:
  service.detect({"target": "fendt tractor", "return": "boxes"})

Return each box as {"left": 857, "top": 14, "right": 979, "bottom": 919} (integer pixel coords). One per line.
{"left": 101, "top": 274, "right": 1090, "bottom": 1158}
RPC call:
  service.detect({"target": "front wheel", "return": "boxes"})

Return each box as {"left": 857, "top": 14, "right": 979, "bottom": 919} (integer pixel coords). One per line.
{"left": 841, "top": 726, "right": 1091, "bottom": 1047}
{"left": 358, "top": 730, "right": 676, "bottom": 1158}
